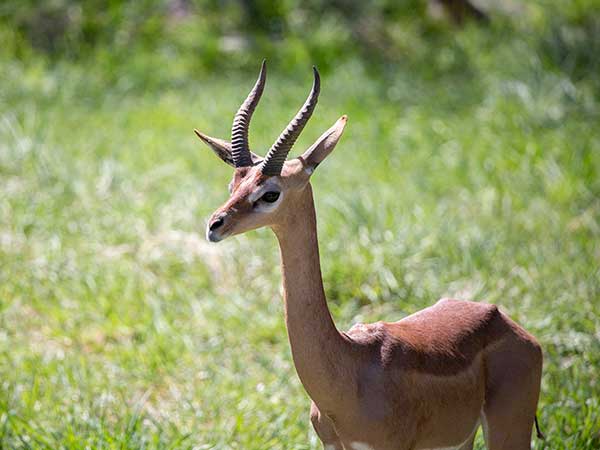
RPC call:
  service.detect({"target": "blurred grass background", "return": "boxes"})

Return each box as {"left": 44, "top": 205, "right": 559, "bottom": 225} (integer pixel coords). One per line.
{"left": 0, "top": 0, "right": 599, "bottom": 448}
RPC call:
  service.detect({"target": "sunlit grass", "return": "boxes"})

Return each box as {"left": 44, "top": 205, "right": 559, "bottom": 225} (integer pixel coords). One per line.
{"left": 1, "top": 15, "right": 599, "bottom": 450}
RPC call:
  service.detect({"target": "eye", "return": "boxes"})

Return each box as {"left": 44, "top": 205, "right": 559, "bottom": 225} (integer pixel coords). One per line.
{"left": 260, "top": 191, "right": 280, "bottom": 203}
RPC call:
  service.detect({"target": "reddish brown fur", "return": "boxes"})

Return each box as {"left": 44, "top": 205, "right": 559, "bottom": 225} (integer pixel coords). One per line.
{"left": 321, "top": 298, "right": 542, "bottom": 449}
{"left": 202, "top": 114, "right": 543, "bottom": 450}
{"left": 273, "top": 187, "right": 542, "bottom": 450}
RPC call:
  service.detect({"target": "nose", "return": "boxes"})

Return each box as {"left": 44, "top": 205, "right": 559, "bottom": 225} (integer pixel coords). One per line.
{"left": 207, "top": 214, "right": 227, "bottom": 242}
{"left": 209, "top": 216, "right": 224, "bottom": 231}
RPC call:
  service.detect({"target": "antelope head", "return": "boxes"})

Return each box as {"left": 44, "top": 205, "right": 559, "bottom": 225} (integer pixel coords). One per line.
{"left": 196, "top": 61, "right": 347, "bottom": 242}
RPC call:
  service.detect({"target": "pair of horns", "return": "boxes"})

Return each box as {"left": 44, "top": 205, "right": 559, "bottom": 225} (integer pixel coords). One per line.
{"left": 225, "top": 60, "right": 321, "bottom": 176}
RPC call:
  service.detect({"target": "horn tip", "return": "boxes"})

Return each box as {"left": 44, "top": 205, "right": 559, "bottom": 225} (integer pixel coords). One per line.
{"left": 312, "top": 66, "right": 321, "bottom": 88}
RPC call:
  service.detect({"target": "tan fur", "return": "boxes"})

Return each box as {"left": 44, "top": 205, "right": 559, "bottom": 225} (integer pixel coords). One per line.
{"left": 203, "top": 116, "right": 542, "bottom": 450}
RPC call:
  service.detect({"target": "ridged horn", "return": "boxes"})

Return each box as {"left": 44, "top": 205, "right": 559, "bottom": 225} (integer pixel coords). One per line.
{"left": 260, "top": 66, "right": 320, "bottom": 176}
{"left": 231, "top": 60, "right": 267, "bottom": 167}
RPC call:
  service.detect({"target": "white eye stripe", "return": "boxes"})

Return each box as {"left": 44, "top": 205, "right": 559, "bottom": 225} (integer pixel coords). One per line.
{"left": 248, "top": 188, "right": 265, "bottom": 203}
{"left": 248, "top": 179, "right": 282, "bottom": 203}
{"left": 253, "top": 194, "right": 282, "bottom": 212}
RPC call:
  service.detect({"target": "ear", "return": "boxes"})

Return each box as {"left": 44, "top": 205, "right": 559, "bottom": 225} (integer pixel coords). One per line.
{"left": 194, "top": 129, "right": 235, "bottom": 166}
{"left": 300, "top": 115, "right": 347, "bottom": 173}
{"left": 194, "top": 129, "right": 263, "bottom": 167}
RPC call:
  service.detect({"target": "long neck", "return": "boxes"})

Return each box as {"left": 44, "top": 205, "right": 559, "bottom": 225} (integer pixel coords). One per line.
{"left": 273, "top": 184, "right": 353, "bottom": 409}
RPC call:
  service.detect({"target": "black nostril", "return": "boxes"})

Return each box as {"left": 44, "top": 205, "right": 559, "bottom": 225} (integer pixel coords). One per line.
{"left": 209, "top": 217, "right": 224, "bottom": 231}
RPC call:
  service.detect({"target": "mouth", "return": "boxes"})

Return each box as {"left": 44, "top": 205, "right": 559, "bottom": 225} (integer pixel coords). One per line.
{"left": 206, "top": 227, "right": 225, "bottom": 243}
{"left": 206, "top": 213, "right": 230, "bottom": 243}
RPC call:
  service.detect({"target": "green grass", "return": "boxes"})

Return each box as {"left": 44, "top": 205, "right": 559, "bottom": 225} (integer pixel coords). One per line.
{"left": 1, "top": 9, "right": 599, "bottom": 450}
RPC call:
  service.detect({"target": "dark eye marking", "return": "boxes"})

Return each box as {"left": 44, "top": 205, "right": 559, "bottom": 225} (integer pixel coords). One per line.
{"left": 260, "top": 191, "right": 280, "bottom": 203}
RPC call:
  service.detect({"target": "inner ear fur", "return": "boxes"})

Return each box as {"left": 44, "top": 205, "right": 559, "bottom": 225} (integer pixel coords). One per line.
{"left": 194, "top": 129, "right": 263, "bottom": 167}
{"left": 300, "top": 115, "right": 347, "bottom": 171}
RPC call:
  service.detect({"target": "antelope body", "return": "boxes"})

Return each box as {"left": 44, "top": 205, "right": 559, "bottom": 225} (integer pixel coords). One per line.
{"left": 196, "top": 62, "right": 543, "bottom": 450}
